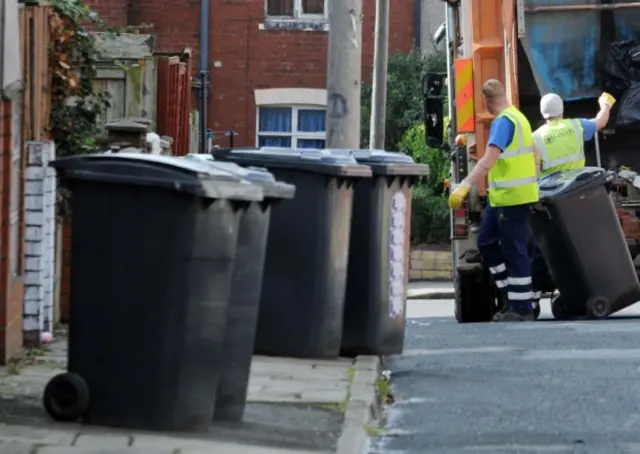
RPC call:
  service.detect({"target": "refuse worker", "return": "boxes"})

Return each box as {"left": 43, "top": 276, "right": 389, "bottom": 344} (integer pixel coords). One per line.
{"left": 529, "top": 92, "right": 616, "bottom": 309}
{"left": 449, "top": 79, "right": 539, "bottom": 322}
{"left": 533, "top": 92, "right": 615, "bottom": 178}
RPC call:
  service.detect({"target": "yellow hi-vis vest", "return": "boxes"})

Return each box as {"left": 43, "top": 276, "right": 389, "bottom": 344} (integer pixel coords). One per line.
{"left": 533, "top": 119, "right": 585, "bottom": 178}
{"left": 487, "top": 106, "right": 539, "bottom": 207}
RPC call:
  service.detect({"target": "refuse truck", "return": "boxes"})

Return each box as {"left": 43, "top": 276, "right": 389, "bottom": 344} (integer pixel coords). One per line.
{"left": 425, "top": 0, "right": 640, "bottom": 323}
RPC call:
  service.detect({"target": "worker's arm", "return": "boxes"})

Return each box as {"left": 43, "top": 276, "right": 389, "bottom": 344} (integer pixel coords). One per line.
{"left": 592, "top": 104, "right": 611, "bottom": 131}
{"left": 449, "top": 117, "right": 513, "bottom": 209}
{"left": 461, "top": 117, "right": 514, "bottom": 187}
{"left": 462, "top": 146, "right": 501, "bottom": 187}
{"left": 591, "top": 93, "right": 616, "bottom": 131}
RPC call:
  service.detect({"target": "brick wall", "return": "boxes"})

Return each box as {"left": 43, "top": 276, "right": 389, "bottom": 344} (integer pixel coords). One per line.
{"left": 409, "top": 245, "right": 452, "bottom": 281}
{"left": 83, "top": 0, "right": 416, "bottom": 146}
{"left": 0, "top": 101, "right": 26, "bottom": 362}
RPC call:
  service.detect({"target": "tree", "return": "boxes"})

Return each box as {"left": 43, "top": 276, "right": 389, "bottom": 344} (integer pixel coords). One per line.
{"left": 360, "top": 48, "right": 446, "bottom": 150}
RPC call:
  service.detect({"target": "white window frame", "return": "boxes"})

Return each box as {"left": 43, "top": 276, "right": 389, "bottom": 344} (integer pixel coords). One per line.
{"left": 265, "top": 0, "right": 329, "bottom": 20}
{"left": 255, "top": 106, "right": 326, "bottom": 149}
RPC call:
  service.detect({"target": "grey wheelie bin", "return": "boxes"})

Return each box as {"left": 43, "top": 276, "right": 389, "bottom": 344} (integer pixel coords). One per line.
{"left": 531, "top": 167, "right": 640, "bottom": 320}
{"left": 326, "top": 149, "right": 429, "bottom": 356}
{"left": 43, "top": 153, "right": 262, "bottom": 432}
{"left": 184, "top": 153, "right": 295, "bottom": 422}
{"left": 212, "top": 147, "right": 372, "bottom": 359}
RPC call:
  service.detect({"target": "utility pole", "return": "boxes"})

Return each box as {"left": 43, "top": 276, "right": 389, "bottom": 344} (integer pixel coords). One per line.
{"left": 326, "top": 0, "right": 363, "bottom": 149}
{"left": 369, "top": 0, "right": 389, "bottom": 149}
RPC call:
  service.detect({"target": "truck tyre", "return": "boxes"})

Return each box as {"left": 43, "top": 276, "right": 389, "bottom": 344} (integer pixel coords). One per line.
{"left": 551, "top": 295, "right": 572, "bottom": 321}
{"left": 454, "top": 268, "right": 497, "bottom": 323}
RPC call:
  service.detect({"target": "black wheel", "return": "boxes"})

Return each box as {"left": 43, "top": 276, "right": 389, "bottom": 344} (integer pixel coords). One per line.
{"left": 533, "top": 302, "right": 541, "bottom": 320}
{"left": 454, "top": 268, "right": 498, "bottom": 323}
{"left": 551, "top": 295, "right": 572, "bottom": 321}
{"left": 43, "top": 372, "right": 89, "bottom": 422}
{"left": 586, "top": 296, "right": 610, "bottom": 319}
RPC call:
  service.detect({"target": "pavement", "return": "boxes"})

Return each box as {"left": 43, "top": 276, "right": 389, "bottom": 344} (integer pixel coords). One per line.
{"left": 0, "top": 333, "right": 381, "bottom": 454}
{"left": 406, "top": 281, "right": 454, "bottom": 300}
{"left": 370, "top": 296, "right": 640, "bottom": 453}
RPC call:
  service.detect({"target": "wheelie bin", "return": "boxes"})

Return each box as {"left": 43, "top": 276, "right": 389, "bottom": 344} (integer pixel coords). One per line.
{"left": 530, "top": 167, "right": 640, "bottom": 319}
{"left": 212, "top": 147, "right": 372, "bottom": 359}
{"left": 184, "top": 153, "right": 295, "bottom": 422}
{"left": 44, "top": 153, "right": 263, "bottom": 432}
{"left": 325, "top": 149, "right": 429, "bottom": 357}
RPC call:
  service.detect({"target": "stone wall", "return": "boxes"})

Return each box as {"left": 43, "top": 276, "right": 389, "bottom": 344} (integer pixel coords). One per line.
{"left": 409, "top": 246, "right": 452, "bottom": 281}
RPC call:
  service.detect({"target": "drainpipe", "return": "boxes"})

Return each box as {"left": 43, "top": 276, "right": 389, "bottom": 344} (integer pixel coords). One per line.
{"left": 199, "top": 0, "right": 210, "bottom": 154}
{"left": 414, "top": 0, "right": 421, "bottom": 49}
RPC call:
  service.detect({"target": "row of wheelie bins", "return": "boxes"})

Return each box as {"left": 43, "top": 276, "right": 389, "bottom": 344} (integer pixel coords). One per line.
{"left": 43, "top": 148, "right": 428, "bottom": 433}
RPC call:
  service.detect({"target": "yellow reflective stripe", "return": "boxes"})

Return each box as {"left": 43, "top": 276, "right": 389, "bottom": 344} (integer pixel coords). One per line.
{"left": 546, "top": 153, "right": 584, "bottom": 167}
{"left": 488, "top": 176, "right": 538, "bottom": 189}
{"left": 498, "top": 111, "right": 533, "bottom": 160}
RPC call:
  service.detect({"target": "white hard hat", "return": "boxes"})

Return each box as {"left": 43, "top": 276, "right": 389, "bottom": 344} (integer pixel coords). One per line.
{"left": 540, "top": 93, "right": 563, "bottom": 119}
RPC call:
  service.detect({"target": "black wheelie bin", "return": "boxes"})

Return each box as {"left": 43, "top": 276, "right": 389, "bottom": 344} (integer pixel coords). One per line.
{"left": 44, "top": 153, "right": 263, "bottom": 432}
{"left": 530, "top": 167, "right": 640, "bottom": 320}
{"left": 184, "top": 153, "right": 295, "bottom": 422}
{"left": 212, "top": 147, "right": 372, "bottom": 359}
{"left": 326, "top": 149, "right": 429, "bottom": 356}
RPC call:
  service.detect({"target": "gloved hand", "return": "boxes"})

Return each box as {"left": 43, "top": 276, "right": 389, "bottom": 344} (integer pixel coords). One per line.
{"left": 599, "top": 92, "right": 616, "bottom": 109}
{"left": 448, "top": 182, "right": 470, "bottom": 209}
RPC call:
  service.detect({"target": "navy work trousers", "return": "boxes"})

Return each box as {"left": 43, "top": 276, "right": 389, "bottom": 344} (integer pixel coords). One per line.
{"left": 478, "top": 200, "right": 534, "bottom": 312}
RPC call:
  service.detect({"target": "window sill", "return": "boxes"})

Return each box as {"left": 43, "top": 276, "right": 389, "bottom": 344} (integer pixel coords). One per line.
{"left": 259, "top": 19, "right": 329, "bottom": 32}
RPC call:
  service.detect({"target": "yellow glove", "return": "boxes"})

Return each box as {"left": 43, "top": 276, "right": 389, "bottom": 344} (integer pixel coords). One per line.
{"left": 599, "top": 92, "right": 616, "bottom": 109}
{"left": 448, "top": 182, "right": 470, "bottom": 209}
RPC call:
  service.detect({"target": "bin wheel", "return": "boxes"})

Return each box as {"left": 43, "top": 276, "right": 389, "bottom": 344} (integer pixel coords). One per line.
{"left": 586, "top": 297, "right": 610, "bottom": 320}
{"left": 43, "top": 372, "right": 90, "bottom": 422}
{"left": 551, "top": 296, "right": 571, "bottom": 321}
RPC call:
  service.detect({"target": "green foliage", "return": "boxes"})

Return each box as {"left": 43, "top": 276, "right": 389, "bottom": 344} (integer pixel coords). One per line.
{"left": 399, "top": 123, "right": 449, "bottom": 194}
{"left": 49, "top": 0, "right": 113, "bottom": 157}
{"left": 360, "top": 48, "right": 446, "bottom": 150}
{"left": 410, "top": 185, "right": 450, "bottom": 245}
{"left": 398, "top": 123, "right": 451, "bottom": 244}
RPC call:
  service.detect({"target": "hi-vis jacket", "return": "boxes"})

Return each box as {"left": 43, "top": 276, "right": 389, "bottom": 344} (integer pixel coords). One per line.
{"left": 533, "top": 119, "right": 585, "bottom": 178}
{"left": 488, "top": 106, "right": 539, "bottom": 207}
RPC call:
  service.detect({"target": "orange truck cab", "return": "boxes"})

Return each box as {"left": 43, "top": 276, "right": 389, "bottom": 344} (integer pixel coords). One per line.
{"left": 425, "top": 0, "right": 640, "bottom": 323}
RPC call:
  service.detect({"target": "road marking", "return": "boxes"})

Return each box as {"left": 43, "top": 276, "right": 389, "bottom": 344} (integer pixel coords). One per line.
{"left": 522, "top": 348, "right": 640, "bottom": 360}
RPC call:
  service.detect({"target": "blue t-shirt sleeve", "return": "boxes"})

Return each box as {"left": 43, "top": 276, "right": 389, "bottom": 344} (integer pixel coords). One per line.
{"left": 579, "top": 119, "right": 597, "bottom": 141}
{"left": 487, "top": 117, "right": 515, "bottom": 152}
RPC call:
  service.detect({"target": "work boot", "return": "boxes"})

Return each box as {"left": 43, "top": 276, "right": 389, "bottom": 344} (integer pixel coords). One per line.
{"left": 492, "top": 309, "right": 535, "bottom": 322}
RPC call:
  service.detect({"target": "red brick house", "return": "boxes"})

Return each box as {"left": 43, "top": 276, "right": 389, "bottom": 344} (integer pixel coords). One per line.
{"left": 84, "top": 0, "right": 416, "bottom": 148}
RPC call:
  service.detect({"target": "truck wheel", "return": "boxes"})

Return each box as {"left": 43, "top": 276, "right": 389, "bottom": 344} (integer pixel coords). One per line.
{"left": 43, "top": 372, "right": 90, "bottom": 422}
{"left": 454, "top": 268, "right": 496, "bottom": 323}
{"left": 533, "top": 302, "right": 541, "bottom": 320}
{"left": 586, "top": 297, "right": 610, "bottom": 320}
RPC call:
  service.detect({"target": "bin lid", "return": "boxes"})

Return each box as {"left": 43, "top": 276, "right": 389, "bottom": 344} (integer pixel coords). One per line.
{"left": 184, "top": 154, "right": 295, "bottom": 199}
{"left": 538, "top": 167, "right": 609, "bottom": 201}
{"left": 325, "top": 149, "right": 430, "bottom": 176}
{"left": 50, "top": 152, "right": 263, "bottom": 202}
{"left": 212, "top": 147, "right": 372, "bottom": 178}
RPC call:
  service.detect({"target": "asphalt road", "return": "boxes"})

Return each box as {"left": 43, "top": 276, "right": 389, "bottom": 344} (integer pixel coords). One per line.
{"left": 370, "top": 298, "right": 640, "bottom": 454}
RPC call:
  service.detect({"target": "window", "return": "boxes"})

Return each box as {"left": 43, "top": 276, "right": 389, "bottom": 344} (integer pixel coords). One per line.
{"left": 266, "top": 0, "right": 327, "bottom": 19}
{"left": 257, "top": 107, "right": 326, "bottom": 149}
